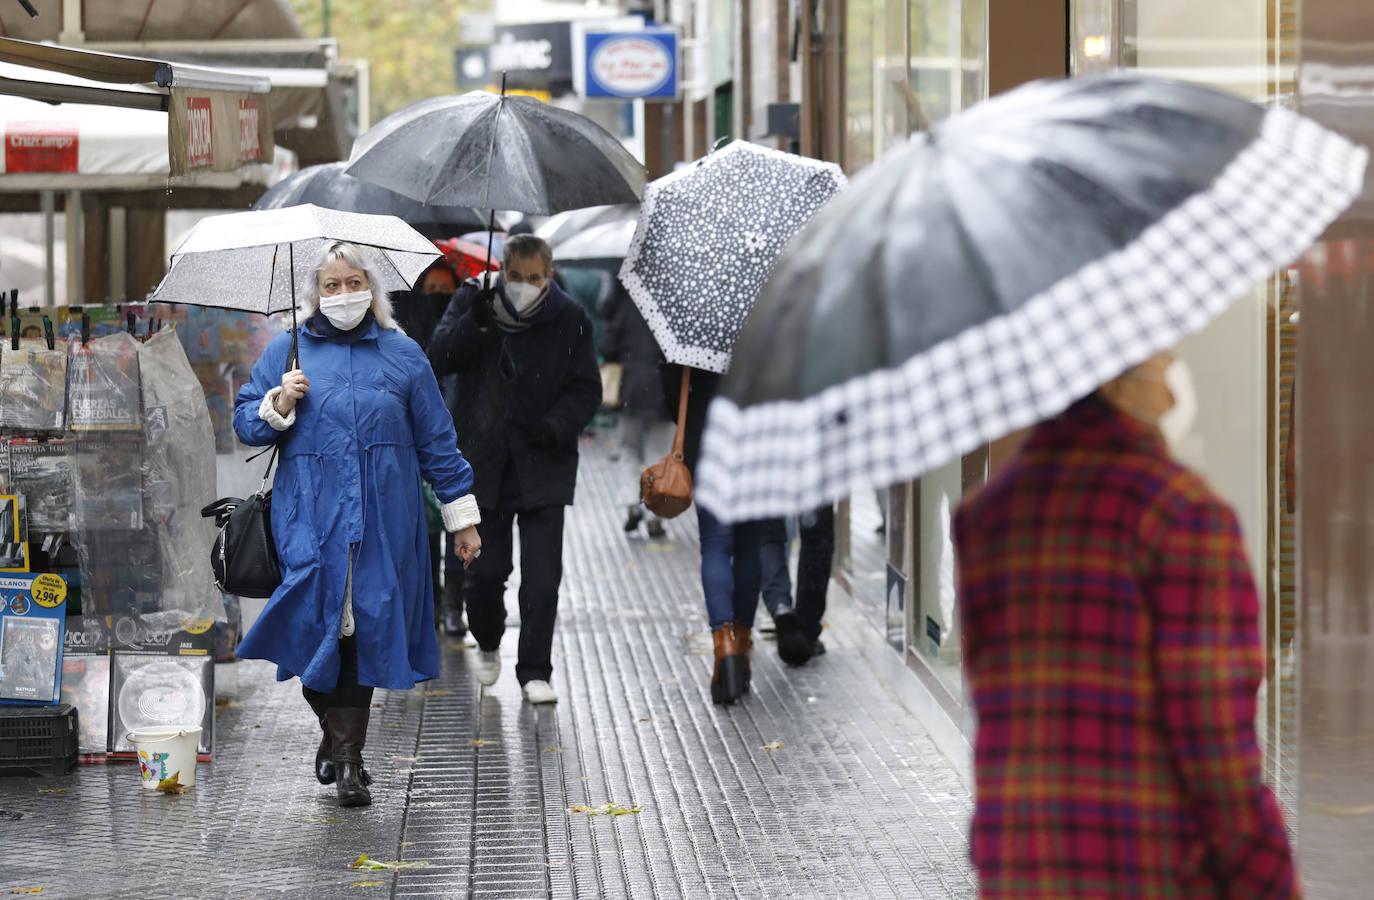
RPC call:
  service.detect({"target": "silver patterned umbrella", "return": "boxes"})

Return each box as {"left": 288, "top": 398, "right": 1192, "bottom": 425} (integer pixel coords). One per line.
{"left": 696, "top": 75, "right": 1368, "bottom": 522}
{"left": 151, "top": 204, "right": 440, "bottom": 315}
{"left": 620, "top": 141, "right": 846, "bottom": 373}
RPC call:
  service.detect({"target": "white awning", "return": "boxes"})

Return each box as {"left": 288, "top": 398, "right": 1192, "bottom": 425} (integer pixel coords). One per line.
{"left": 0, "top": 92, "right": 287, "bottom": 191}
{"left": 0, "top": 37, "right": 274, "bottom": 176}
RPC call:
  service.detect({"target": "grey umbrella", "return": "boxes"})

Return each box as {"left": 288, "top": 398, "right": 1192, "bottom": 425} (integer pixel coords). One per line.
{"left": 253, "top": 162, "right": 487, "bottom": 238}
{"left": 620, "top": 140, "right": 846, "bottom": 373}
{"left": 695, "top": 74, "right": 1368, "bottom": 522}
{"left": 345, "top": 90, "right": 644, "bottom": 216}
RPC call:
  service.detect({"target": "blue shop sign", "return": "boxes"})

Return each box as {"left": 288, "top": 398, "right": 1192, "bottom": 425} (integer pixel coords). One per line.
{"left": 585, "top": 29, "right": 679, "bottom": 100}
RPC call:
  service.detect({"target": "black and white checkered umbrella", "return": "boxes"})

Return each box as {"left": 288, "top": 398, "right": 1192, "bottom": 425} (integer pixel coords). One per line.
{"left": 620, "top": 141, "right": 846, "bottom": 373}
{"left": 697, "top": 75, "right": 1367, "bottom": 522}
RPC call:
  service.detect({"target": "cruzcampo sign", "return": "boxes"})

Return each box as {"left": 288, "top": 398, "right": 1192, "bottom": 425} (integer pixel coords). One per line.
{"left": 584, "top": 28, "right": 679, "bottom": 100}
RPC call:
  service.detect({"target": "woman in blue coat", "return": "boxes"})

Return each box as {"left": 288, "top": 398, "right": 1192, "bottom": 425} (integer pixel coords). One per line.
{"left": 234, "top": 242, "right": 482, "bottom": 808}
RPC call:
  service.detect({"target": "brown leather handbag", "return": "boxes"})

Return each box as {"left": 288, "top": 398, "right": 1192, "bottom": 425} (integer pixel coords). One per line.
{"left": 641, "top": 368, "right": 694, "bottom": 519}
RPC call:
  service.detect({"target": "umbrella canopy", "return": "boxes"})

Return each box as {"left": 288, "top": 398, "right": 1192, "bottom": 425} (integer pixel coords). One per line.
{"left": 620, "top": 140, "right": 846, "bottom": 373}
{"left": 345, "top": 91, "right": 644, "bottom": 215}
{"left": 253, "top": 162, "right": 487, "bottom": 237}
{"left": 434, "top": 238, "right": 500, "bottom": 280}
{"left": 537, "top": 204, "right": 639, "bottom": 248}
{"left": 151, "top": 204, "right": 440, "bottom": 315}
{"left": 554, "top": 218, "right": 637, "bottom": 263}
{"left": 696, "top": 75, "right": 1368, "bottom": 522}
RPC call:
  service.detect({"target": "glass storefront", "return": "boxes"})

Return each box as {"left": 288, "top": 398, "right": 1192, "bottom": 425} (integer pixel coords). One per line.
{"left": 1069, "top": 0, "right": 1301, "bottom": 823}
{"left": 842, "top": 0, "right": 988, "bottom": 727}
{"left": 840, "top": 3, "right": 1300, "bottom": 792}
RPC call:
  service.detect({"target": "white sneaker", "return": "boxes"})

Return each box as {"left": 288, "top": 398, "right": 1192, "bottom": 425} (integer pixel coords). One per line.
{"left": 474, "top": 651, "right": 502, "bottom": 687}
{"left": 522, "top": 680, "right": 558, "bottom": 704}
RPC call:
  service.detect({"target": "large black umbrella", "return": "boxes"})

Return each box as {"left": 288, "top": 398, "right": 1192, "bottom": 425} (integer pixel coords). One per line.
{"left": 253, "top": 162, "right": 487, "bottom": 238}
{"left": 345, "top": 90, "right": 644, "bottom": 216}
{"left": 695, "top": 74, "right": 1367, "bottom": 522}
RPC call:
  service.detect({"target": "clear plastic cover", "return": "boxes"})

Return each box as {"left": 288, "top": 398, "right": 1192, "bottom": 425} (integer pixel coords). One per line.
{"left": 137, "top": 331, "right": 220, "bottom": 629}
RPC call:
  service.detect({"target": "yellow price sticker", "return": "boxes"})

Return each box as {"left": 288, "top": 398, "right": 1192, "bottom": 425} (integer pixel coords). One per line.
{"left": 185, "top": 618, "right": 214, "bottom": 636}
{"left": 31, "top": 573, "right": 67, "bottom": 609}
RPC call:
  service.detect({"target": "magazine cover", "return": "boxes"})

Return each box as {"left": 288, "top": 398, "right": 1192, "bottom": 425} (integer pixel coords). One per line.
{"left": 71, "top": 431, "right": 144, "bottom": 532}
{"left": 0, "top": 494, "right": 28, "bottom": 572}
{"left": 0, "top": 573, "right": 68, "bottom": 705}
{"left": 2, "top": 310, "right": 49, "bottom": 342}
{"left": 0, "top": 342, "right": 67, "bottom": 431}
{"left": 0, "top": 616, "right": 59, "bottom": 701}
{"left": 60, "top": 653, "right": 111, "bottom": 753}
{"left": 57, "top": 306, "right": 133, "bottom": 341}
{"left": 67, "top": 333, "right": 142, "bottom": 432}
{"left": 110, "top": 653, "right": 213, "bottom": 755}
{"left": 7, "top": 439, "right": 72, "bottom": 533}
{"left": 61, "top": 615, "right": 111, "bottom": 753}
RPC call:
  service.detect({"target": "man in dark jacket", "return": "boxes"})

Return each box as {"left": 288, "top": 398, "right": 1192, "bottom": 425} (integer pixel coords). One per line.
{"left": 428, "top": 235, "right": 600, "bottom": 704}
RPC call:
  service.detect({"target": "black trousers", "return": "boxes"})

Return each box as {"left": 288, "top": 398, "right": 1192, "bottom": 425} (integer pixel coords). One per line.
{"left": 464, "top": 505, "right": 565, "bottom": 685}
{"left": 796, "top": 505, "right": 836, "bottom": 641}
{"left": 302, "top": 636, "right": 375, "bottom": 714}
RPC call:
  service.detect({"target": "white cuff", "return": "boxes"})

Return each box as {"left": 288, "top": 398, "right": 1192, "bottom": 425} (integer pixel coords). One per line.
{"left": 259, "top": 387, "right": 296, "bottom": 431}
{"left": 441, "top": 494, "right": 481, "bottom": 532}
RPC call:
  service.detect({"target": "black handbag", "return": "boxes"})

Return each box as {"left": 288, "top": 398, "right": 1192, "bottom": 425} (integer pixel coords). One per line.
{"left": 201, "top": 446, "right": 281, "bottom": 599}
{"left": 201, "top": 336, "right": 296, "bottom": 599}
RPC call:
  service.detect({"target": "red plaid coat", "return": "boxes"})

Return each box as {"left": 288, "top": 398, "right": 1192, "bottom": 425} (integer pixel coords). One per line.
{"left": 954, "top": 395, "right": 1298, "bottom": 898}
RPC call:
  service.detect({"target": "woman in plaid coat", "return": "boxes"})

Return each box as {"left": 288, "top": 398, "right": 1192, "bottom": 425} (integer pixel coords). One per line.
{"left": 954, "top": 353, "right": 1298, "bottom": 898}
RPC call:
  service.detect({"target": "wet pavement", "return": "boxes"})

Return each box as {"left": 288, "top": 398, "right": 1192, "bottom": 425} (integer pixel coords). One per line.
{"left": 0, "top": 448, "right": 975, "bottom": 899}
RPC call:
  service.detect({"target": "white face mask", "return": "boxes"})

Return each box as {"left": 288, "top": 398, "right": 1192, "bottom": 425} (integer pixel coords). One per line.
{"left": 319, "top": 288, "right": 372, "bottom": 331}
{"left": 1156, "top": 358, "right": 1197, "bottom": 449}
{"left": 503, "top": 280, "right": 546, "bottom": 317}
{"left": 1121, "top": 358, "right": 1197, "bottom": 449}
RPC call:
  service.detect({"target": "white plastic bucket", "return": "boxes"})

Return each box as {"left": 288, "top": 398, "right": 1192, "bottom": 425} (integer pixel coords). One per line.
{"left": 128, "top": 726, "right": 202, "bottom": 790}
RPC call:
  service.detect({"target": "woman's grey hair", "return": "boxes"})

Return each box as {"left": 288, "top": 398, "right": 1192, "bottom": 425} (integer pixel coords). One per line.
{"left": 300, "top": 241, "right": 402, "bottom": 331}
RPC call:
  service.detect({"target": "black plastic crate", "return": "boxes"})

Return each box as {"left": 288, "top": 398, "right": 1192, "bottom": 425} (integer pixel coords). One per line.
{"left": 0, "top": 704, "right": 80, "bottom": 776}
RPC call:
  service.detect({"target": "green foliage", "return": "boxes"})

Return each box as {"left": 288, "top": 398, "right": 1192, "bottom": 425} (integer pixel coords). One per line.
{"left": 289, "top": 0, "right": 482, "bottom": 123}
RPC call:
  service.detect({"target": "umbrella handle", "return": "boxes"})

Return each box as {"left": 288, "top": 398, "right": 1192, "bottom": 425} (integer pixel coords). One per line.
{"left": 480, "top": 71, "right": 508, "bottom": 294}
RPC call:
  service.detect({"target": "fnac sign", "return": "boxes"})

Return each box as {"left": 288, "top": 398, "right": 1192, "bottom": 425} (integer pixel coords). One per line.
{"left": 184, "top": 95, "right": 214, "bottom": 168}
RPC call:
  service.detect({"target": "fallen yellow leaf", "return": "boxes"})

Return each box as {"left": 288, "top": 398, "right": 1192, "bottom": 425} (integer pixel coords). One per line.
{"left": 157, "top": 773, "right": 186, "bottom": 795}
{"left": 761, "top": 741, "right": 785, "bottom": 752}
{"left": 544, "top": 746, "right": 567, "bottom": 754}
{"left": 37, "top": 787, "right": 68, "bottom": 795}
{"left": 350, "top": 854, "right": 430, "bottom": 871}
{"left": 351, "top": 881, "right": 386, "bottom": 889}
{"left": 8, "top": 889, "right": 44, "bottom": 895}
{"left": 470, "top": 738, "right": 493, "bottom": 747}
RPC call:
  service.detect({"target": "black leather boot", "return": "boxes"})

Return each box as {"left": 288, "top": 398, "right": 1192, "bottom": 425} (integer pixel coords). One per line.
{"left": 442, "top": 574, "right": 467, "bottom": 637}
{"left": 315, "top": 716, "right": 335, "bottom": 785}
{"left": 326, "top": 707, "right": 373, "bottom": 808}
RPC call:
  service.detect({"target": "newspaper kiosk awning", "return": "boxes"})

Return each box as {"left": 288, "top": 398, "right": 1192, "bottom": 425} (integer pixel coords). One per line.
{"left": 0, "top": 37, "right": 273, "bottom": 176}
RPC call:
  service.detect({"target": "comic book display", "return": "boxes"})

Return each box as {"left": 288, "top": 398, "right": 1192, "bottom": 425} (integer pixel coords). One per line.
{"left": 0, "top": 302, "right": 260, "bottom": 764}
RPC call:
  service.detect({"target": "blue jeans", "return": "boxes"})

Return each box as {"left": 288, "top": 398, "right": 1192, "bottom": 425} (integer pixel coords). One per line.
{"left": 696, "top": 506, "right": 762, "bottom": 630}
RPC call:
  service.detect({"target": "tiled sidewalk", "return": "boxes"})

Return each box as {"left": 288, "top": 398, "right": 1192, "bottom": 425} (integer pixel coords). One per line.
{"left": 0, "top": 448, "right": 975, "bottom": 899}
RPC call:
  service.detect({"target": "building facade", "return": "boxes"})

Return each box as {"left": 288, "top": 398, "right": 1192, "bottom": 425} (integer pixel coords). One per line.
{"left": 683, "top": 1, "right": 1374, "bottom": 893}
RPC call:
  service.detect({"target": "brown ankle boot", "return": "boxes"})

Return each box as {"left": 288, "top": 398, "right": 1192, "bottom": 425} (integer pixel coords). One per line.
{"left": 731, "top": 623, "right": 754, "bottom": 693}
{"left": 711, "top": 625, "right": 745, "bottom": 705}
